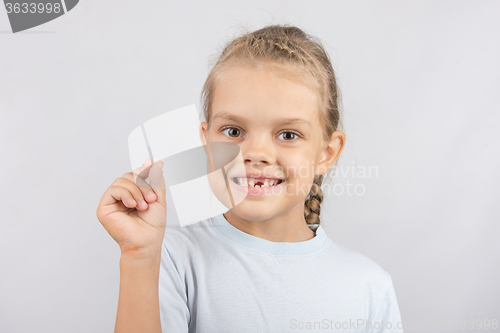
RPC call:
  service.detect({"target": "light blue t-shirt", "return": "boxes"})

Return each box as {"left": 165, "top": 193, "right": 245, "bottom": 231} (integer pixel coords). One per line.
{"left": 159, "top": 213, "right": 404, "bottom": 332}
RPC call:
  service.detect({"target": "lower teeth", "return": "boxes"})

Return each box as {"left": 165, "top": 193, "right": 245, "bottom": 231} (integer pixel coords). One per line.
{"left": 234, "top": 179, "right": 282, "bottom": 187}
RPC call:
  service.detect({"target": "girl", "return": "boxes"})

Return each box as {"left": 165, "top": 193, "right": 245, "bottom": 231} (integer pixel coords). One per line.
{"left": 96, "top": 24, "right": 403, "bottom": 333}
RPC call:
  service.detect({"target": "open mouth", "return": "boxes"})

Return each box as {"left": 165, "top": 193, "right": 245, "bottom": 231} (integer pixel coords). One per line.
{"left": 232, "top": 177, "right": 284, "bottom": 188}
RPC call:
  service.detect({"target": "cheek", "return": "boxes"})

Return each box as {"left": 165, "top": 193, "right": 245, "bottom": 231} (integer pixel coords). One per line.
{"left": 280, "top": 155, "right": 317, "bottom": 181}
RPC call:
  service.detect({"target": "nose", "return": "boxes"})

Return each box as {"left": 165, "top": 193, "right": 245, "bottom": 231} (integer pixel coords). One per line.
{"left": 241, "top": 134, "right": 276, "bottom": 166}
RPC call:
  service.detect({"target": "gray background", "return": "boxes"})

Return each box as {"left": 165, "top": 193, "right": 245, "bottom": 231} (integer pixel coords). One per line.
{"left": 1, "top": 1, "right": 499, "bottom": 332}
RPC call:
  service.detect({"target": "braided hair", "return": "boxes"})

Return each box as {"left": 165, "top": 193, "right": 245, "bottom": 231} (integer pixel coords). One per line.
{"left": 201, "top": 24, "right": 343, "bottom": 225}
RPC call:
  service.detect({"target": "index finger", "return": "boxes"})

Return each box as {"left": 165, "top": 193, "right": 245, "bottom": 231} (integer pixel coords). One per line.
{"left": 132, "top": 158, "right": 157, "bottom": 182}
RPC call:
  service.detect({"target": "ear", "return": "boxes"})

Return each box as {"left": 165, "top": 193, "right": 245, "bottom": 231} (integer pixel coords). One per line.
{"left": 199, "top": 122, "right": 209, "bottom": 145}
{"left": 316, "top": 130, "right": 346, "bottom": 176}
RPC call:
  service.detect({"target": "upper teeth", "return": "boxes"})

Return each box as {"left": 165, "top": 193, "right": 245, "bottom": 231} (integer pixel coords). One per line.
{"left": 236, "top": 178, "right": 281, "bottom": 187}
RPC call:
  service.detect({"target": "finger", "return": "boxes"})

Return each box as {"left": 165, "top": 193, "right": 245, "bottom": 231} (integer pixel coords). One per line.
{"left": 112, "top": 178, "right": 150, "bottom": 210}
{"left": 122, "top": 172, "right": 157, "bottom": 203}
{"left": 149, "top": 160, "right": 166, "bottom": 208}
{"left": 99, "top": 185, "right": 139, "bottom": 209}
{"left": 131, "top": 158, "right": 154, "bottom": 182}
{"left": 132, "top": 157, "right": 163, "bottom": 182}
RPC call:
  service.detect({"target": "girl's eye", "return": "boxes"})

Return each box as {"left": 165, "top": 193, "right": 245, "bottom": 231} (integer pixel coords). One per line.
{"left": 222, "top": 127, "right": 242, "bottom": 138}
{"left": 278, "top": 131, "right": 300, "bottom": 141}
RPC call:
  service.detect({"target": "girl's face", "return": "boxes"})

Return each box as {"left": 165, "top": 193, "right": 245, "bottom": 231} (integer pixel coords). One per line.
{"left": 201, "top": 65, "right": 343, "bottom": 222}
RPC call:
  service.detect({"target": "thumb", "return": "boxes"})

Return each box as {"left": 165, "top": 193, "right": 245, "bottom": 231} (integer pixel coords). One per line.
{"left": 149, "top": 160, "right": 167, "bottom": 208}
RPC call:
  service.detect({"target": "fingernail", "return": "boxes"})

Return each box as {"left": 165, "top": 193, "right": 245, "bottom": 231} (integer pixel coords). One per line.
{"left": 147, "top": 192, "right": 156, "bottom": 200}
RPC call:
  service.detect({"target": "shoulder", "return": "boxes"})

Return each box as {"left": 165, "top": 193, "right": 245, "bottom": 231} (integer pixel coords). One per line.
{"left": 322, "top": 238, "right": 393, "bottom": 291}
{"left": 161, "top": 217, "right": 221, "bottom": 268}
{"left": 162, "top": 218, "right": 215, "bottom": 251}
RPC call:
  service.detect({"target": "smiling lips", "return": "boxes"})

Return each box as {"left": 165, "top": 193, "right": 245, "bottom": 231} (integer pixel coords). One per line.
{"left": 232, "top": 177, "right": 284, "bottom": 188}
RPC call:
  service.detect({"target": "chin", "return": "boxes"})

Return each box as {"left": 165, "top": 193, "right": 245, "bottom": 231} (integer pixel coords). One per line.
{"left": 227, "top": 204, "right": 279, "bottom": 222}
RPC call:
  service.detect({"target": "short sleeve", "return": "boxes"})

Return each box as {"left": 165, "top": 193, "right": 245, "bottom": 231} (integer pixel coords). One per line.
{"left": 369, "top": 278, "right": 404, "bottom": 333}
{"left": 159, "top": 241, "right": 190, "bottom": 333}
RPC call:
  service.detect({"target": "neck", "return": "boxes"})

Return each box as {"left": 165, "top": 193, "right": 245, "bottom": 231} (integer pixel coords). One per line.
{"left": 223, "top": 204, "right": 317, "bottom": 242}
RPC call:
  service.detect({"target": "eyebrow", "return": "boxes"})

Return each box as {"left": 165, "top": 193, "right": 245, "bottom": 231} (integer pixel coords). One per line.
{"left": 212, "top": 112, "right": 312, "bottom": 129}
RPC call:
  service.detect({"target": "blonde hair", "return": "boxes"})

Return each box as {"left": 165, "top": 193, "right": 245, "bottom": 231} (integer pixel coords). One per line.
{"left": 200, "top": 24, "right": 343, "bottom": 225}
